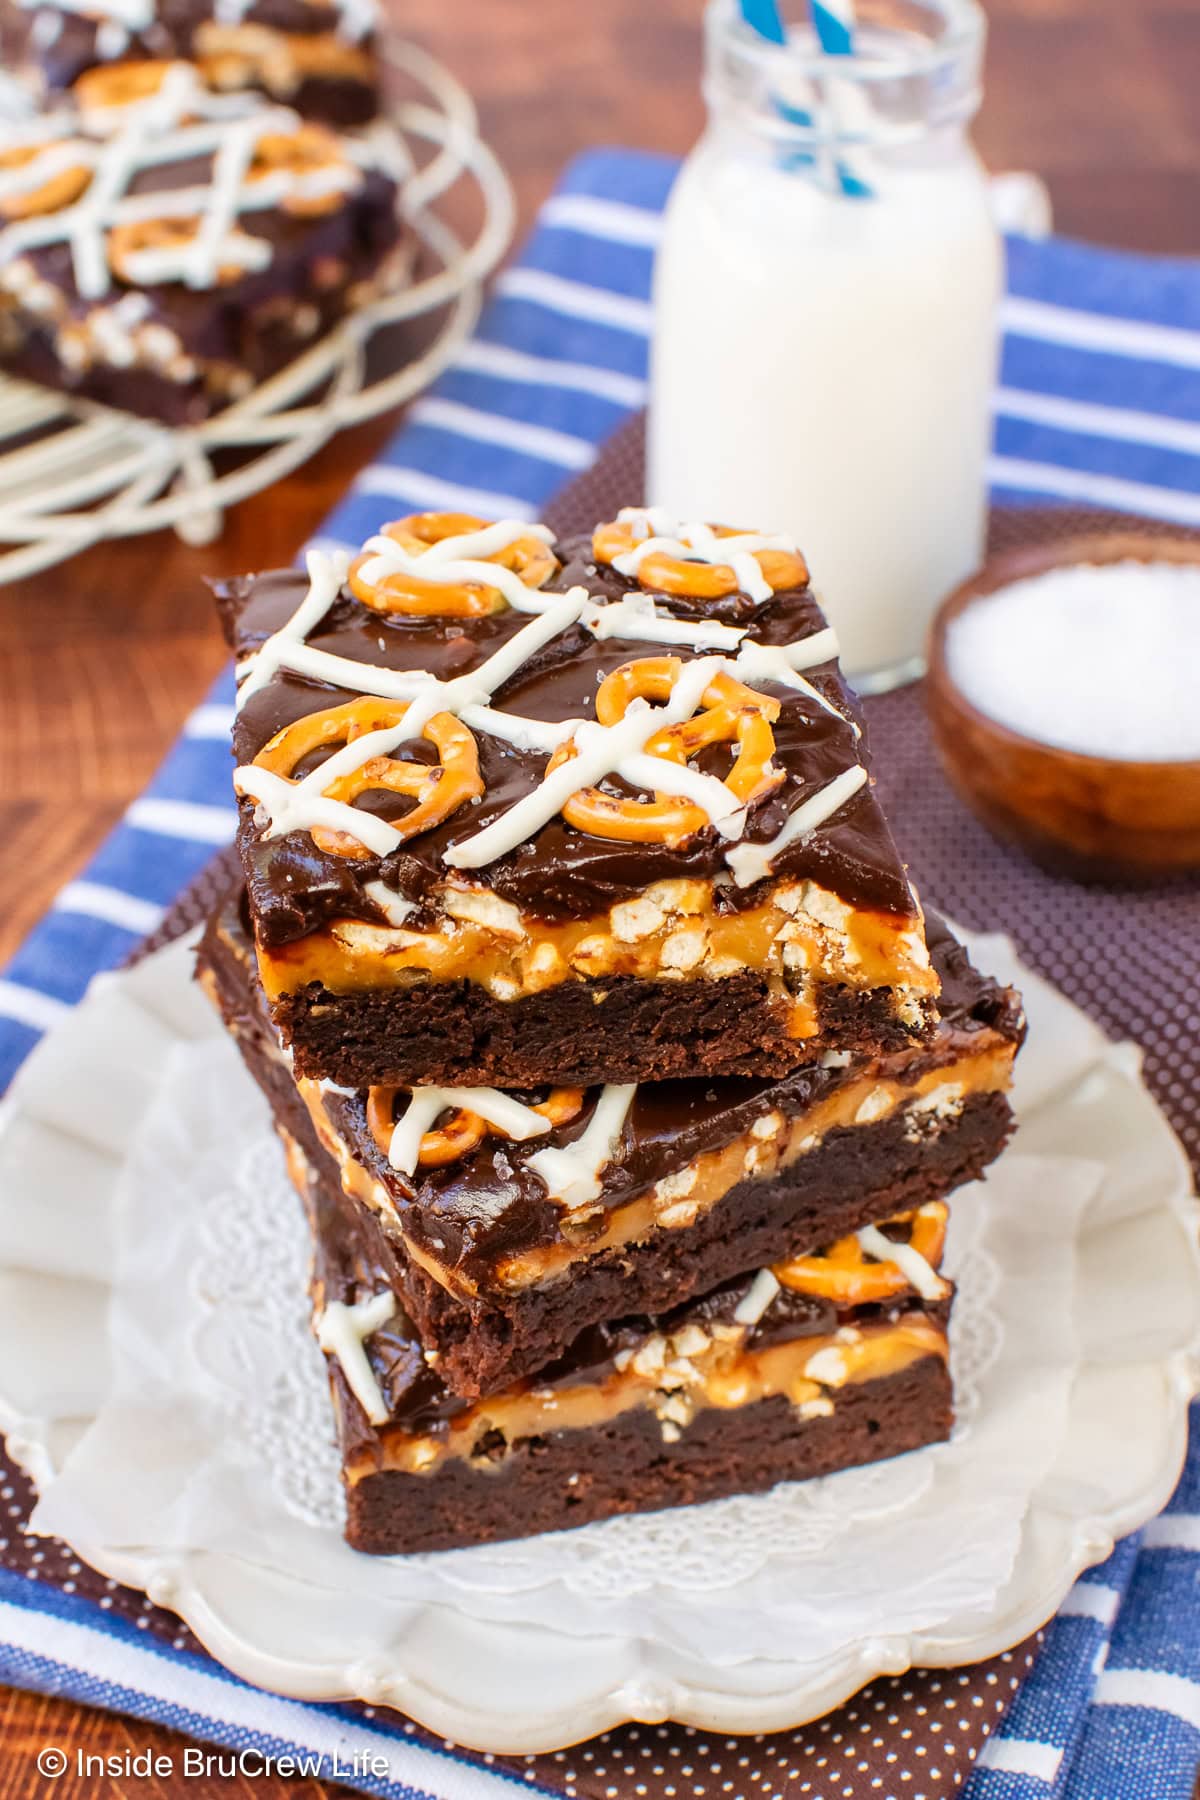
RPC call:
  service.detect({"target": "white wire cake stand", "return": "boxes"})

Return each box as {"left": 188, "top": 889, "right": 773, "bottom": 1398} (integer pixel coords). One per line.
{"left": 0, "top": 40, "right": 515, "bottom": 584}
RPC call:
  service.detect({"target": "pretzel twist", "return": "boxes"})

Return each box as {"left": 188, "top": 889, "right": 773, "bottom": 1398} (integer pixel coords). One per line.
{"left": 774, "top": 1205, "right": 948, "bottom": 1307}
{"left": 0, "top": 143, "right": 91, "bottom": 220}
{"left": 195, "top": 22, "right": 374, "bottom": 95}
{"left": 348, "top": 512, "right": 559, "bottom": 618}
{"left": 248, "top": 122, "right": 352, "bottom": 216}
{"left": 73, "top": 60, "right": 181, "bottom": 115}
{"left": 252, "top": 695, "right": 483, "bottom": 860}
{"left": 593, "top": 518, "right": 808, "bottom": 602}
{"left": 551, "top": 655, "right": 783, "bottom": 847}
{"left": 366, "top": 1086, "right": 585, "bottom": 1169}
{"left": 107, "top": 215, "right": 250, "bottom": 286}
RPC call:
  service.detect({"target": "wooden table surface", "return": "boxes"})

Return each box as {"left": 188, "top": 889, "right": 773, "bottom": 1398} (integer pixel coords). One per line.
{"left": 0, "top": 0, "right": 1197, "bottom": 1790}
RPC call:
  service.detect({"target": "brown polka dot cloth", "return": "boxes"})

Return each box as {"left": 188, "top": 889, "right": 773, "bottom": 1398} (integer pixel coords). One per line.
{"left": 0, "top": 1443, "right": 1040, "bottom": 1798}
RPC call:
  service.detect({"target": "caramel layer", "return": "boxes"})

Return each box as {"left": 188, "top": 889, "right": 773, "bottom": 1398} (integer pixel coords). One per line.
{"left": 301, "top": 1038, "right": 1013, "bottom": 1302}
{"left": 351, "top": 1313, "right": 949, "bottom": 1480}
{"left": 256, "top": 874, "right": 938, "bottom": 1039}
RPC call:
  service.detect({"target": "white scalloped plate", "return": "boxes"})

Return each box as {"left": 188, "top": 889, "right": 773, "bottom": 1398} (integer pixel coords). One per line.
{"left": 0, "top": 929, "right": 1196, "bottom": 1752}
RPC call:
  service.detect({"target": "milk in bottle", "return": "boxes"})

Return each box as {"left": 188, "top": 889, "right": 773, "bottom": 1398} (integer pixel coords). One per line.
{"left": 648, "top": 0, "right": 1000, "bottom": 690}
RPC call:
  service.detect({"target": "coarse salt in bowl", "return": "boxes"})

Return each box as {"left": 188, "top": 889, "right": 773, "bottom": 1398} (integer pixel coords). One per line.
{"left": 925, "top": 534, "right": 1200, "bottom": 879}
{"left": 944, "top": 559, "right": 1200, "bottom": 763}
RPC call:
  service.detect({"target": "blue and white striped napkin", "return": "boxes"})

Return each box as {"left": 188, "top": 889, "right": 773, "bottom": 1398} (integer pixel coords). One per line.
{"left": 1, "top": 147, "right": 1199, "bottom": 1798}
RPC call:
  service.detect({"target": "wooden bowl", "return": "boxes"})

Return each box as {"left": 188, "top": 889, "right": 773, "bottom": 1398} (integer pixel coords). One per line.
{"left": 926, "top": 532, "right": 1200, "bottom": 880}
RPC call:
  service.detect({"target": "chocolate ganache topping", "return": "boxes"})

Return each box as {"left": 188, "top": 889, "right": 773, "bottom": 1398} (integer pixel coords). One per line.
{"left": 218, "top": 522, "right": 920, "bottom": 947}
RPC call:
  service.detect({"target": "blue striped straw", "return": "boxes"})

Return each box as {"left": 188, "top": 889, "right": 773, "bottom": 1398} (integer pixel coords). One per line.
{"left": 809, "top": 0, "right": 856, "bottom": 56}
{"left": 739, "top": 0, "right": 788, "bottom": 42}
{"left": 807, "top": 0, "right": 874, "bottom": 195}
{"left": 736, "top": 0, "right": 872, "bottom": 198}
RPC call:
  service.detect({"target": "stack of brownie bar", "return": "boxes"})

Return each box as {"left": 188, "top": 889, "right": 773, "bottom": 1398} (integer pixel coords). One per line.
{"left": 199, "top": 507, "right": 1024, "bottom": 1553}
{"left": 0, "top": 0, "right": 403, "bottom": 425}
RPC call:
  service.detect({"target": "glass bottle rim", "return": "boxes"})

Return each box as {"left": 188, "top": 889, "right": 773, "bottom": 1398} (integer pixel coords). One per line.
{"left": 705, "top": 0, "right": 987, "bottom": 88}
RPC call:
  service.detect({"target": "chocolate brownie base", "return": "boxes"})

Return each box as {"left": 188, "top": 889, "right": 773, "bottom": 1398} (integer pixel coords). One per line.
{"left": 399, "top": 1089, "right": 1009, "bottom": 1398}
{"left": 275, "top": 969, "right": 928, "bottom": 1089}
{"left": 345, "top": 1360, "right": 953, "bottom": 1555}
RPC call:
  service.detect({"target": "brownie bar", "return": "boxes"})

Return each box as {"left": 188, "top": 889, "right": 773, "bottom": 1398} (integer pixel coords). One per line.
{"left": 347, "top": 1365, "right": 954, "bottom": 1555}
{"left": 219, "top": 508, "right": 941, "bottom": 1087}
{"left": 199, "top": 883, "right": 1020, "bottom": 1399}
{"left": 15, "top": 0, "right": 380, "bottom": 127}
{"left": 287, "top": 1130, "right": 954, "bottom": 1555}
{"left": 396, "top": 1093, "right": 1004, "bottom": 1402}
{"left": 0, "top": 69, "right": 404, "bottom": 426}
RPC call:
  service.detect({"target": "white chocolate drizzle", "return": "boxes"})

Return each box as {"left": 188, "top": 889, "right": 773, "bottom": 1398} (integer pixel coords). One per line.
{"left": 235, "top": 537, "right": 579, "bottom": 713}
{"left": 117, "top": 220, "right": 273, "bottom": 287}
{"left": 95, "top": 17, "right": 128, "bottom": 55}
{"left": 726, "top": 764, "right": 869, "bottom": 889}
{"left": 384, "top": 1087, "right": 553, "bottom": 1175}
{"left": 235, "top": 544, "right": 351, "bottom": 709}
{"left": 362, "top": 878, "right": 416, "bottom": 926}
{"left": 0, "top": 67, "right": 367, "bottom": 300}
{"left": 236, "top": 720, "right": 420, "bottom": 857}
{"left": 19, "top": 0, "right": 376, "bottom": 46}
{"left": 315, "top": 1289, "right": 395, "bottom": 1425}
{"left": 732, "top": 1267, "right": 781, "bottom": 1327}
{"left": 232, "top": 527, "right": 869, "bottom": 872}
{"left": 458, "top": 705, "right": 572, "bottom": 754}
{"left": 581, "top": 590, "right": 745, "bottom": 651}
{"left": 234, "top": 590, "right": 589, "bottom": 855}
{"left": 734, "top": 632, "right": 857, "bottom": 733}
{"left": 604, "top": 511, "right": 851, "bottom": 726}
{"left": 856, "top": 1224, "right": 950, "bottom": 1303}
{"left": 526, "top": 1083, "right": 636, "bottom": 1209}
{"left": 29, "top": 7, "right": 64, "bottom": 48}
{"left": 19, "top": 0, "right": 153, "bottom": 27}
{"left": 0, "top": 137, "right": 87, "bottom": 212}
{"left": 331, "top": 0, "right": 377, "bottom": 42}
{"left": 212, "top": 0, "right": 377, "bottom": 41}
{"left": 609, "top": 509, "right": 798, "bottom": 607}
{"left": 236, "top": 523, "right": 840, "bottom": 704}
{"left": 353, "top": 519, "right": 557, "bottom": 614}
{"left": 619, "top": 750, "right": 745, "bottom": 822}
{"left": 444, "top": 654, "right": 748, "bottom": 870}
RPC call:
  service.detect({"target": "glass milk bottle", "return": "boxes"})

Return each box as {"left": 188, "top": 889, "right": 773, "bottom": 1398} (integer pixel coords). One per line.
{"left": 648, "top": 0, "right": 1000, "bottom": 691}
